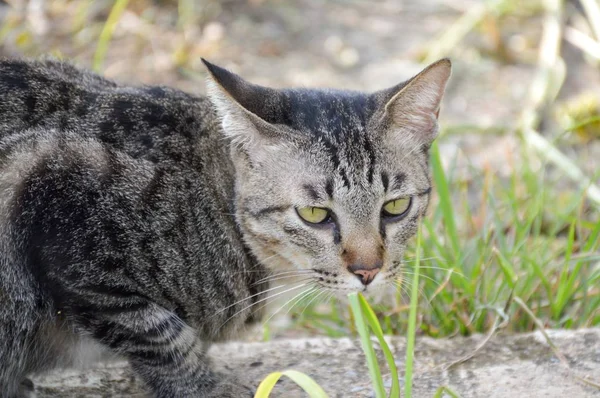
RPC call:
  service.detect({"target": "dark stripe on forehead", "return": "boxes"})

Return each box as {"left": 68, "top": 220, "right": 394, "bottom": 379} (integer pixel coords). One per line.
{"left": 363, "top": 135, "right": 376, "bottom": 184}
{"left": 303, "top": 184, "right": 322, "bottom": 202}
{"left": 325, "top": 178, "right": 334, "bottom": 198}
{"left": 321, "top": 135, "right": 351, "bottom": 188}
{"left": 381, "top": 172, "right": 389, "bottom": 192}
{"left": 321, "top": 135, "right": 339, "bottom": 168}
{"left": 391, "top": 173, "right": 406, "bottom": 191}
{"left": 339, "top": 168, "right": 351, "bottom": 188}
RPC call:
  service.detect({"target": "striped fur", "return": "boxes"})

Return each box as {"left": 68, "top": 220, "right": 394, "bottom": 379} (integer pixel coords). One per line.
{"left": 0, "top": 58, "right": 450, "bottom": 397}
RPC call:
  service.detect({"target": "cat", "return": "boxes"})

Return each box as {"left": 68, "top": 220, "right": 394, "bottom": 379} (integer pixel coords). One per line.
{"left": 0, "top": 57, "right": 451, "bottom": 397}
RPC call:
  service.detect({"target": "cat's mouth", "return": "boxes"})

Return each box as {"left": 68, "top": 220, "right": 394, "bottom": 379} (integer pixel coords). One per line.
{"left": 310, "top": 266, "right": 391, "bottom": 294}
{"left": 257, "top": 267, "right": 396, "bottom": 321}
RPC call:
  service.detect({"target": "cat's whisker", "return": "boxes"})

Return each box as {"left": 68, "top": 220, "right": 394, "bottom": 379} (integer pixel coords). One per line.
{"left": 299, "top": 288, "right": 328, "bottom": 317}
{"left": 402, "top": 257, "right": 440, "bottom": 263}
{"left": 393, "top": 274, "right": 441, "bottom": 308}
{"left": 392, "top": 278, "right": 433, "bottom": 309}
{"left": 253, "top": 253, "right": 281, "bottom": 265}
{"left": 263, "top": 286, "right": 317, "bottom": 326}
{"left": 314, "top": 290, "right": 336, "bottom": 315}
{"left": 216, "top": 282, "right": 312, "bottom": 332}
{"left": 406, "top": 266, "right": 466, "bottom": 279}
{"left": 391, "top": 280, "right": 412, "bottom": 302}
{"left": 247, "top": 295, "right": 277, "bottom": 322}
{"left": 392, "top": 283, "right": 419, "bottom": 309}
{"left": 286, "top": 287, "right": 319, "bottom": 315}
{"left": 247, "top": 282, "right": 314, "bottom": 321}
{"left": 252, "top": 274, "right": 313, "bottom": 287}
{"left": 230, "top": 267, "right": 310, "bottom": 275}
{"left": 391, "top": 279, "right": 407, "bottom": 292}
{"left": 251, "top": 270, "right": 314, "bottom": 286}
{"left": 212, "top": 282, "right": 298, "bottom": 317}
{"left": 398, "top": 271, "right": 442, "bottom": 287}
{"left": 325, "top": 291, "right": 336, "bottom": 305}
{"left": 419, "top": 288, "right": 433, "bottom": 309}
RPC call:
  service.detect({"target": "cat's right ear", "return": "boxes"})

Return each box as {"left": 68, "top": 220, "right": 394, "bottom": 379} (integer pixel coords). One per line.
{"left": 202, "top": 59, "right": 285, "bottom": 149}
{"left": 379, "top": 58, "right": 452, "bottom": 146}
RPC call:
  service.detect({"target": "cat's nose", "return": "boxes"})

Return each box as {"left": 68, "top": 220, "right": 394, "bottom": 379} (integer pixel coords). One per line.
{"left": 348, "top": 263, "right": 382, "bottom": 285}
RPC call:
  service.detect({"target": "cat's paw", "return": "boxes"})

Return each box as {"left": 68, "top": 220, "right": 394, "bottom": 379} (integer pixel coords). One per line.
{"left": 16, "top": 378, "right": 36, "bottom": 398}
{"left": 206, "top": 376, "right": 255, "bottom": 398}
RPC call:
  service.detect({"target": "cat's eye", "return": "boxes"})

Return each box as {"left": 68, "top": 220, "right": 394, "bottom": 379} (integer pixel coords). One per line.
{"left": 382, "top": 197, "right": 412, "bottom": 219}
{"left": 296, "top": 207, "right": 331, "bottom": 224}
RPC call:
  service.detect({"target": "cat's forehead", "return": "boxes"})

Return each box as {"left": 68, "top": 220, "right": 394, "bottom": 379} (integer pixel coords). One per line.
{"left": 280, "top": 88, "right": 377, "bottom": 139}
{"left": 266, "top": 90, "right": 428, "bottom": 191}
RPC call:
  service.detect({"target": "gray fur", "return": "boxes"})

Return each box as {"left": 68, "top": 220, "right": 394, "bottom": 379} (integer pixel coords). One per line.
{"left": 0, "top": 57, "right": 450, "bottom": 397}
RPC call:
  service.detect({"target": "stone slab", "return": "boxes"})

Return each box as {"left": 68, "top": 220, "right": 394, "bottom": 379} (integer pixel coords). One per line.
{"left": 32, "top": 328, "right": 600, "bottom": 397}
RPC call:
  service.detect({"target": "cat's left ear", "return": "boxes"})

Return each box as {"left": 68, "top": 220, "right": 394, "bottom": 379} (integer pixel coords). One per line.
{"left": 379, "top": 58, "right": 451, "bottom": 145}
{"left": 202, "top": 59, "right": 286, "bottom": 149}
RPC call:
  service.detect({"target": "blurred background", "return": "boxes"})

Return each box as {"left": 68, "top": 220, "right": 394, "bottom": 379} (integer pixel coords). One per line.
{"left": 1, "top": 0, "right": 599, "bottom": 340}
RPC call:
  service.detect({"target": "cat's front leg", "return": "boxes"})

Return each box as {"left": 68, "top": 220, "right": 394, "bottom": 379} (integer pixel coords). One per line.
{"left": 75, "top": 302, "right": 254, "bottom": 397}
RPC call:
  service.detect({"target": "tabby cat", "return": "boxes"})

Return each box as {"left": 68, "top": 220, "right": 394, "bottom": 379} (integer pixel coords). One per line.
{"left": 0, "top": 57, "right": 451, "bottom": 397}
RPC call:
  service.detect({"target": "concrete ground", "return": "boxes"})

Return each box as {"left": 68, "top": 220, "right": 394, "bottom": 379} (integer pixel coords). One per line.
{"left": 32, "top": 328, "right": 600, "bottom": 397}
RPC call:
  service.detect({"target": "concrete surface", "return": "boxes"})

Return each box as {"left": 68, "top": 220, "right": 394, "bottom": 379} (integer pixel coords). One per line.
{"left": 32, "top": 328, "right": 600, "bottom": 397}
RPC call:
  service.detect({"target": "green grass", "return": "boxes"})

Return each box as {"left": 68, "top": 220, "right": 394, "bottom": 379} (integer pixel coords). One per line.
{"left": 404, "top": 224, "right": 422, "bottom": 397}
{"left": 292, "top": 141, "right": 599, "bottom": 339}
{"left": 257, "top": 290, "right": 410, "bottom": 398}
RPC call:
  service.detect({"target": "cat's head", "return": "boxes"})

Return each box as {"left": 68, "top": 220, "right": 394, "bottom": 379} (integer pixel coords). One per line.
{"left": 204, "top": 59, "right": 451, "bottom": 296}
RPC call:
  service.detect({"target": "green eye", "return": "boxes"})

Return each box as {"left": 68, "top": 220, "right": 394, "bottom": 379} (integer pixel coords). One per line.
{"left": 382, "top": 197, "right": 411, "bottom": 218}
{"left": 296, "top": 207, "right": 331, "bottom": 224}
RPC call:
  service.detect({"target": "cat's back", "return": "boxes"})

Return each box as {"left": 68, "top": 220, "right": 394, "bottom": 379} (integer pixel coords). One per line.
{"left": 0, "top": 58, "right": 220, "bottom": 165}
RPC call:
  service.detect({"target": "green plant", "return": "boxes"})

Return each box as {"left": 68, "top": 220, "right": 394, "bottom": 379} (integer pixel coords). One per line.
{"left": 254, "top": 370, "right": 328, "bottom": 398}
{"left": 93, "top": 0, "right": 130, "bottom": 72}
{"left": 254, "top": 289, "right": 411, "bottom": 398}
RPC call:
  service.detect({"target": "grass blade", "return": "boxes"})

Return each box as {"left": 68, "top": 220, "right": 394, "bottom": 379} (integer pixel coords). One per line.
{"left": 348, "top": 292, "right": 386, "bottom": 398}
{"left": 93, "top": 0, "right": 129, "bottom": 72}
{"left": 254, "top": 370, "right": 329, "bottom": 398}
{"left": 493, "top": 247, "right": 518, "bottom": 289}
{"left": 281, "top": 370, "right": 329, "bottom": 398}
{"left": 430, "top": 142, "right": 461, "bottom": 259}
{"left": 358, "top": 294, "right": 400, "bottom": 397}
{"left": 434, "top": 385, "right": 463, "bottom": 398}
{"left": 405, "top": 224, "right": 423, "bottom": 398}
{"left": 255, "top": 372, "right": 283, "bottom": 398}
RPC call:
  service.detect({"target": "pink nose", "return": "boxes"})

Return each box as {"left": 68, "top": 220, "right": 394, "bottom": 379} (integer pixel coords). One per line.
{"left": 348, "top": 263, "right": 381, "bottom": 285}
